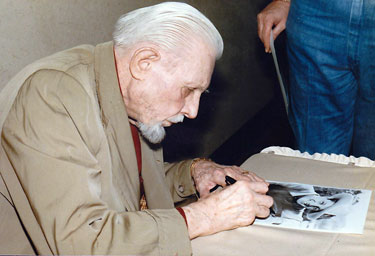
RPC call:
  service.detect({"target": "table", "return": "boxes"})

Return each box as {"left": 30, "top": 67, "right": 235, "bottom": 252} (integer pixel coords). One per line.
{"left": 192, "top": 151, "right": 375, "bottom": 256}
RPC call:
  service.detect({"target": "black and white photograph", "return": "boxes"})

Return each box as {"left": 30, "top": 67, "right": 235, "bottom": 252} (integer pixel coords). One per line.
{"left": 254, "top": 181, "right": 372, "bottom": 234}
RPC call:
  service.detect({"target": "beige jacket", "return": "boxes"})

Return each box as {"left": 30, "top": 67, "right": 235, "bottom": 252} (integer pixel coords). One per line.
{"left": 0, "top": 42, "right": 196, "bottom": 255}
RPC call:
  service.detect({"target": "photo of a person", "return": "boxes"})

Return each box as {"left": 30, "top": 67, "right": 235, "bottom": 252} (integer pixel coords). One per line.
{"left": 298, "top": 192, "right": 354, "bottom": 229}
{"left": 267, "top": 183, "right": 308, "bottom": 225}
{"left": 255, "top": 181, "right": 371, "bottom": 234}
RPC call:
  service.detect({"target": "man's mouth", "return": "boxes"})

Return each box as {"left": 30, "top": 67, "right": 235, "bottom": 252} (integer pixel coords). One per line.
{"left": 162, "top": 121, "right": 173, "bottom": 127}
{"left": 162, "top": 114, "right": 185, "bottom": 127}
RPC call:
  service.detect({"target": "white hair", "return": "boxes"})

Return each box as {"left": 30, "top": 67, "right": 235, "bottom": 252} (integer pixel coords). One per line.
{"left": 113, "top": 2, "right": 224, "bottom": 59}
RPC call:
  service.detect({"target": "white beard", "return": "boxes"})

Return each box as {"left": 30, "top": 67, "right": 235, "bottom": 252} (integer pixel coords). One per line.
{"left": 138, "top": 122, "right": 166, "bottom": 144}
{"left": 138, "top": 114, "right": 184, "bottom": 144}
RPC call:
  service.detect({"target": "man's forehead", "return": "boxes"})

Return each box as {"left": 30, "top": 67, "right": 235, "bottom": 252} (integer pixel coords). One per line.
{"left": 182, "top": 59, "right": 215, "bottom": 88}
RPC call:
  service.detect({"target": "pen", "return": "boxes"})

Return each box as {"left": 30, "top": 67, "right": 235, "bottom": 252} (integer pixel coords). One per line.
{"left": 209, "top": 175, "right": 237, "bottom": 193}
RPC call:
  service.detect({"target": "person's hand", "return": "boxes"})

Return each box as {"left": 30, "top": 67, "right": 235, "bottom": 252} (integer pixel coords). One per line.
{"left": 257, "top": 1, "right": 290, "bottom": 53}
{"left": 191, "top": 159, "right": 267, "bottom": 198}
{"left": 182, "top": 180, "right": 273, "bottom": 239}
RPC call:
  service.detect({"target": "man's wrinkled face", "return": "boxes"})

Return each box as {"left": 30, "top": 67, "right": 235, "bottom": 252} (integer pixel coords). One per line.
{"left": 134, "top": 40, "right": 216, "bottom": 144}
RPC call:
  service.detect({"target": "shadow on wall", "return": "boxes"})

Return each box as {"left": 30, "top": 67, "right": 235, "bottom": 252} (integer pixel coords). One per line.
{"left": 211, "top": 31, "right": 294, "bottom": 166}
{"left": 163, "top": 1, "right": 295, "bottom": 164}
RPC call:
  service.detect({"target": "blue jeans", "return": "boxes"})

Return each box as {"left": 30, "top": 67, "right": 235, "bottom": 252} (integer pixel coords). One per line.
{"left": 286, "top": 0, "right": 375, "bottom": 159}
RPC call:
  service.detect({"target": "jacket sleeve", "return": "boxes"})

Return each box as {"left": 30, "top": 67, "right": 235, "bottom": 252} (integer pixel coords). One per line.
{"left": 1, "top": 70, "right": 191, "bottom": 255}
{"left": 164, "top": 160, "right": 198, "bottom": 203}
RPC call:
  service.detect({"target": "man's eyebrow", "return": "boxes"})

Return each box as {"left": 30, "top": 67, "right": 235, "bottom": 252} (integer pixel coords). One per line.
{"left": 185, "top": 83, "right": 204, "bottom": 90}
{"left": 184, "top": 81, "right": 210, "bottom": 93}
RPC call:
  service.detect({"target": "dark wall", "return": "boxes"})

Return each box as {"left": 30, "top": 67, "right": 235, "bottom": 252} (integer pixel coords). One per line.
{"left": 163, "top": 0, "right": 286, "bottom": 162}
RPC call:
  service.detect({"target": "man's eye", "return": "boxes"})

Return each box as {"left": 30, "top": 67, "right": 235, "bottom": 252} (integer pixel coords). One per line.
{"left": 182, "top": 87, "right": 194, "bottom": 97}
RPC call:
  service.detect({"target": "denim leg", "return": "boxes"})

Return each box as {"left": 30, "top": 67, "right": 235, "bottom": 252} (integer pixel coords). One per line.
{"left": 286, "top": 0, "right": 357, "bottom": 155}
{"left": 352, "top": 0, "right": 375, "bottom": 159}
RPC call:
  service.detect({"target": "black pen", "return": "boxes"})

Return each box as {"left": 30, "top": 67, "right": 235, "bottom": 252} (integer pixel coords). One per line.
{"left": 225, "top": 175, "right": 236, "bottom": 185}
{"left": 209, "top": 175, "right": 237, "bottom": 193}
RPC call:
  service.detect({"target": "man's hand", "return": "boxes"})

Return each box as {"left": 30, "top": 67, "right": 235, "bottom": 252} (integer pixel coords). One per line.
{"left": 191, "top": 159, "right": 266, "bottom": 198}
{"left": 182, "top": 180, "right": 274, "bottom": 239}
{"left": 257, "top": 1, "right": 290, "bottom": 53}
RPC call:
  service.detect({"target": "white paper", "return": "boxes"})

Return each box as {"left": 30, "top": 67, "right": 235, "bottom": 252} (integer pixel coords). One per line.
{"left": 254, "top": 181, "right": 372, "bottom": 234}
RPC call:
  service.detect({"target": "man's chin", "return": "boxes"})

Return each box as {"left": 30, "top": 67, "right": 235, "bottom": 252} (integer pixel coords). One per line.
{"left": 137, "top": 122, "right": 166, "bottom": 144}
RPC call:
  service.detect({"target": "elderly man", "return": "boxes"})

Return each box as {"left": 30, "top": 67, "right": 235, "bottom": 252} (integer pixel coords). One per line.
{"left": 0, "top": 2, "right": 273, "bottom": 255}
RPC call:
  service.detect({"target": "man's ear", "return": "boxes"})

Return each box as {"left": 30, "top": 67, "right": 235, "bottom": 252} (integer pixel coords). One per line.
{"left": 129, "top": 47, "right": 160, "bottom": 80}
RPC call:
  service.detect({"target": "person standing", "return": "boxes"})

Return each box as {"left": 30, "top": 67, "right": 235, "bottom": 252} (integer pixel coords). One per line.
{"left": 258, "top": 0, "right": 375, "bottom": 159}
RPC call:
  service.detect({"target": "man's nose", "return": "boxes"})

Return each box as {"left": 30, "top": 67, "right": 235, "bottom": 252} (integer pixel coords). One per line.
{"left": 182, "top": 95, "right": 200, "bottom": 119}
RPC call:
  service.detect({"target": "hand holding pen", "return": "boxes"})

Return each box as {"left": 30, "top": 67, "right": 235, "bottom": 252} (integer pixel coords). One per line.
{"left": 190, "top": 159, "right": 268, "bottom": 198}
{"left": 182, "top": 176, "right": 273, "bottom": 239}
{"left": 209, "top": 175, "right": 237, "bottom": 193}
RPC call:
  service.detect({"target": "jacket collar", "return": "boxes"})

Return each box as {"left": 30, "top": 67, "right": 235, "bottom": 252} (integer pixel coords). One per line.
{"left": 94, "top": 41, "right": 140, "bottom": 210}
{"left": 94, "top": 41, "right": 174, "bottom": 210}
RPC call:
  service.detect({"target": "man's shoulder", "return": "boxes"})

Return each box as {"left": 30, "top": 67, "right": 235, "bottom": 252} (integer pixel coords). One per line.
{"left": 1, "top": 44, "right": 96, "bottom": 97}
{"left": 10, "top": 44, "right": 99, "bottom": 94}
{"left": 0, "top": 41, "right": 115, "bottom": 133}
{"left": 16, "top": 45, "right": 97, "bottom": 104}
{"left": 7, "top": 44, "right": 97, "bottom": 87}
{"left": 0, "top": 44, "right": 101, "bottom": 130}
{"left": 33, "top": 44, "right": 96, "bottom": 74}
